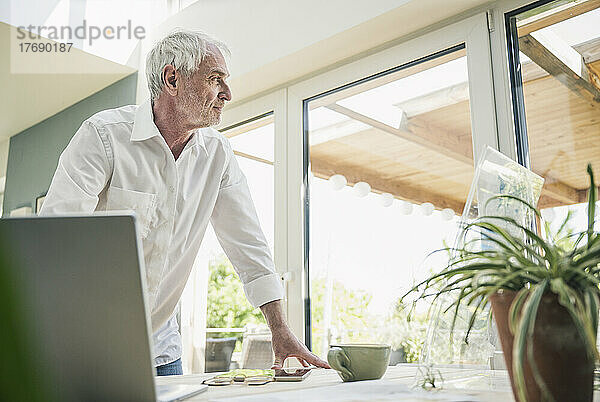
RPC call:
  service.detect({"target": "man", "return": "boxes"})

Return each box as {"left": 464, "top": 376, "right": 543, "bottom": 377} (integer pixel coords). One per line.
{"left": 40, "top": 29, "right": 329, "bottom": 375}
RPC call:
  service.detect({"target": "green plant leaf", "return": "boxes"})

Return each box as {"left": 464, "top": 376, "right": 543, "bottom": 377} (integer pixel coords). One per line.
{"left": 508, "top": 288, "right": 529, "bottom": 335}
{"left": 587, "top": 164, "right": 597, "bottom": 247}
{"left": 402, "top": 165, "right": 599, "bottom": 399}
{"left": 512, "top": 280, "right": 548, "bottom": 402}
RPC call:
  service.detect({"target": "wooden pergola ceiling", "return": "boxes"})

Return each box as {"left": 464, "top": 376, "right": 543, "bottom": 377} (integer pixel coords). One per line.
{"left": 309, "top": 1, "right": 600, "bottom": 213}
{"left": 309, "top": 48, "right": 473, "bottom": 214}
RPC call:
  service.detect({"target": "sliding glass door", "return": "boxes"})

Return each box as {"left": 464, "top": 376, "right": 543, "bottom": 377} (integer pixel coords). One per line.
{"left": 286, "top": 14, "right": 497, "bottom": 359}
{"left": 304, "top": 45, "right": 482, "bottom": 359}
{"left": 505, "top": 0, "right": 600, "bottom": 232}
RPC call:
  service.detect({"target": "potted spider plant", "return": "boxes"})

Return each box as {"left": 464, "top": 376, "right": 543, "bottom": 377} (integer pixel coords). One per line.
{"left": 403, "top": 165, "right": 599, "bottom": 402}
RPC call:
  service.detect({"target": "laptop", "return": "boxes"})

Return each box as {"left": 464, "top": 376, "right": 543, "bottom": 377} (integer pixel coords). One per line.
{"left": 0, "top": 213, "right": 207, "bottom": 401}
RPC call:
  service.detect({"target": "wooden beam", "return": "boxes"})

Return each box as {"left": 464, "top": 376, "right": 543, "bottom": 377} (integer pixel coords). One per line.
{"left": 310, "top": 119, "right": 370, "bottom": 146}
{"left": 393, "top": 82, "right": 469, "bottom": 117}
{"left": 325, "top": 104, "right": 473, "bottom": 165}
{"left": 233, "top": 150, "right": 273, "bottom": 165}
{"left": 517, "top": 0, "right": 600, "bottom": 37}
{"left": 536, "top": 31, "right": 593, "bottom": 81}
{"left": 521, "top": 59, "right": 549, "bottom": 82}
{"left": 308, "top": 48, "right": 466, "bottom": 110}
{"left": 537, "top": 189, "right": 589, "bottom": 209}
{"left": 408, "top": 116, "right": 473, "bottom": 162}
{"left": 311, "top": 158, "right": 465, "bottom": 213}
{"left": 574, "top": 37, "right": 600, "bottom": 64}
{"left": 589, "top": 62, "right": 600, "bottom": 88}
{"left": 542, "top": 179, "right": 584, "bottom": 204}
{"left": 578, "top": 189, "right": 590, "bottom": 203}
{"left": 533, "top": 152, "right": 583, "bottom": 205}
{"left": 537, "top": 195, "right": 564, "bottom": 210}
{"left": 518, "top": 34, "right": 600, "bottom": 104}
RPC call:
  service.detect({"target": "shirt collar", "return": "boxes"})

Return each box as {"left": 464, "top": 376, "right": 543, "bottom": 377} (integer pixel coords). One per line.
{"left": 131, "top": 101, "right": 161, "bottom": 142}
{"left": 131, "top": 101, "right": 208, "bottom": 156}
{"left": 191, "top": 128, "right": 209, "bottom": 156}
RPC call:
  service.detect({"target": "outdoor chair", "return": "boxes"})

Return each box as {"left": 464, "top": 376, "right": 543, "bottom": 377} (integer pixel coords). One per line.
{"left": 205, "top": 337, "right": 237, "bottom": 373}
{"left": 241, "top": 333, "right": 274, "bottom": 369}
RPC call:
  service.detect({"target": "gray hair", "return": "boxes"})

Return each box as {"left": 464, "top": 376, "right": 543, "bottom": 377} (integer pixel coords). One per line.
{"left": 145, "top": 29, "right": 230, "bottom": 102}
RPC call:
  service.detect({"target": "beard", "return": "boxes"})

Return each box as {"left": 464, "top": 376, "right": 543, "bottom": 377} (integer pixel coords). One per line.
{"left": 204, "top": 107, "right": 222, "bottom": 127}
{"left": 179, "top": 90, "right": 221, "bottom": 128}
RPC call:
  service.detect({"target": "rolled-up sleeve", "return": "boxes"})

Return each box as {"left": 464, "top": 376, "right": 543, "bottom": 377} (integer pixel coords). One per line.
{"left": 40, "top": 121, "right": 111, "bottom": 215}
{"left": 210, "top": 142, "right": 284, "bottom": 308}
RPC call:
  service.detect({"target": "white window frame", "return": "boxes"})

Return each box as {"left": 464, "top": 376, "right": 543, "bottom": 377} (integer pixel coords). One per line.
{"left": 285, "top": 13, "right": 498, "bottom": 343}
{"left": 215, "top": 89, "right": 290, "bottom": 312}
{"left": 488, "top": 0, "right": 565, "bottom": 166}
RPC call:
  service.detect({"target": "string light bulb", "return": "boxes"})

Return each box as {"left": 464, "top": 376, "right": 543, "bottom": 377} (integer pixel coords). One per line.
{"left": 421, "top": 202, "right": 435, "bottom": 216}
{"left": 441, "top": 208, "right": 455, "bottom": 221}
{"left": 542, "top": 208, "right": 556, "bottom": 222}
{"left": 399, "top": 201, "right": 413, "bottom": 215}
{"left": 380, "top": 193, "right": 394, "bottom": 207}
{"left": 329, "top": 174, "right": 347, "bottom": 190}
{"left": 353, "top": 182, "right": 371, "bottom": 197}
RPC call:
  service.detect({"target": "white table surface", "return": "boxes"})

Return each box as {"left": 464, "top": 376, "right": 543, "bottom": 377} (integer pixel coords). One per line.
{"left": 156, "top": 364, "right": 520, "bottom": 401}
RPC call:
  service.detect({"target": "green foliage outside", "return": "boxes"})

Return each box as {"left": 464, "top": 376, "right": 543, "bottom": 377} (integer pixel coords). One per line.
{"left": 206, "top": 255, "right": 266, "bottom": 351}
{"left": 206, "top": 255, "right": 433, "bottom": 362}
{"left": 310, "top": 275, "right": 429, "bottom": 362}
{"left": 387, "top": 299, "right": 429, "bottom": 362}
{"left": 310, "top": 275, "right": 373, "bottom": 358}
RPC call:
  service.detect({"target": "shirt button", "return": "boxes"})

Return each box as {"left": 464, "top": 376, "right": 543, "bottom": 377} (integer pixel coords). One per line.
{"left": 169, "top": 185, "right": 175, "bottom": 193}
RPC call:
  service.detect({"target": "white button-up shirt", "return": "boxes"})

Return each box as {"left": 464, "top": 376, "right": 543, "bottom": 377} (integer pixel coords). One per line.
{"left": 40, "top": 101, "right": 284, "bottom": 366}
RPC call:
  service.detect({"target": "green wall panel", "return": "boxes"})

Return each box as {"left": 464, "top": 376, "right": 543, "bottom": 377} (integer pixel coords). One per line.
{"left": 2, "top": 73, "right": 137, "bottom": 216}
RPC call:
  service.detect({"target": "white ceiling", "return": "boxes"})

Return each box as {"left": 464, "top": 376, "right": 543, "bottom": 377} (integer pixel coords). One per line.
{"left": 0, "top": 21, "right": 136, "bottom": 142}
{"left": 148, "top": 0, "right": 492, "bottom": 105}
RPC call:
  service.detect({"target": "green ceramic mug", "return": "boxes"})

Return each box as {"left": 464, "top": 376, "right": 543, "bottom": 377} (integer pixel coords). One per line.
{"left": 327, "top": 344, "right": 391, "bottom": 382}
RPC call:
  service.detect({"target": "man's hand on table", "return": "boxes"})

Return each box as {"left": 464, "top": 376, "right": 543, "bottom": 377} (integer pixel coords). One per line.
{"left": 260, "top": 300, "right": 331, "bottom": 369}
{"left": 270, "top": 324, "right": 330, "bottom": 369}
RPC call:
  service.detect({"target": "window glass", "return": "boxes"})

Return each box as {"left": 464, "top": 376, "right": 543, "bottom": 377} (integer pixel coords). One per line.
{"left": 203, "top": 115, "right": 275, "bottom": 351}
{"left": 305, "top": 46, "right": 478, "bottom": 362}
{"left": 228, "top": 117, "right": 275, "bottom": 164}
{"left": 508, "top": 1, "right": 600, "bottom": 235}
